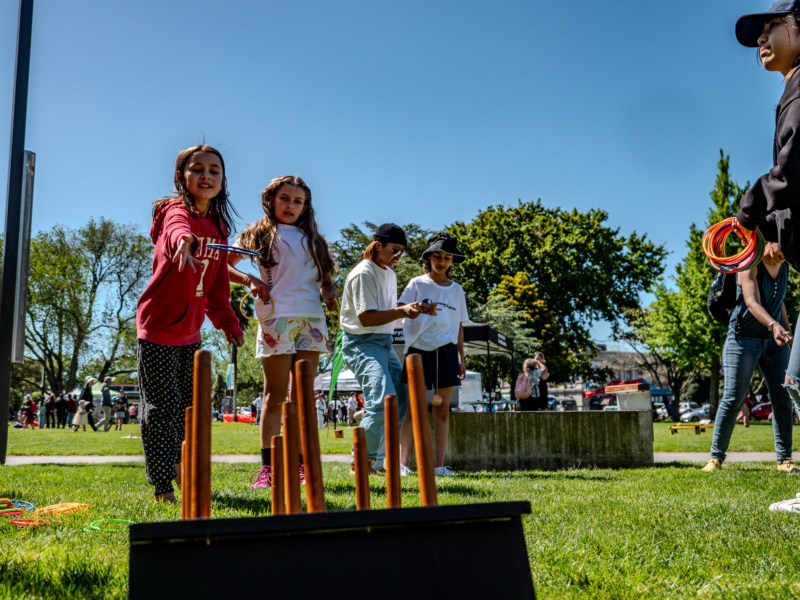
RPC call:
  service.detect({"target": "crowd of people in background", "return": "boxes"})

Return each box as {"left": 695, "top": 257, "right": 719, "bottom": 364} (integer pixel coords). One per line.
{"left": 8, "top": 377, "right": 138, "bottom": 432}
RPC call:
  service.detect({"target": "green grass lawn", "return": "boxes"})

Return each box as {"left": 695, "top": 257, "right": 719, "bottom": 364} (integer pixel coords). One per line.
{"left": 8, "top": 419, "right": 794, "bottom": 456}
{"left": 2, "top": 462, "right": 800, "bottom": 599}
{"left": 652, "top": 420, "right": 796, "bottom": 453}
{"left": 6, "top": 421, "right": 353, "bottom": 456}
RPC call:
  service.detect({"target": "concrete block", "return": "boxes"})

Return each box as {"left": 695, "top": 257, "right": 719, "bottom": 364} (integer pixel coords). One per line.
{"left": 616, "top": 391, "right": 651, "bottom": 411}
{"left": 409, "top": 411, "right": 653, "bottom": 471}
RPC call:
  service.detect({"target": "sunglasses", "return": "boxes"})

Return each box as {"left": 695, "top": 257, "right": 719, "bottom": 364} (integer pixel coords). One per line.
{"left": 389, "top": 247, "right": 408, "bottom": 259}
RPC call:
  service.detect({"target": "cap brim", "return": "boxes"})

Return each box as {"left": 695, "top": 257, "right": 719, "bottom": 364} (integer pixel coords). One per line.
{"left": 736, "top": 11, "right": 788, "bottom": 47}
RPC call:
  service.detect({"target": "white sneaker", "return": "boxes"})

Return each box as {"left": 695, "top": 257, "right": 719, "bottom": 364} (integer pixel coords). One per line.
{"left": 399, "top": 464, "right": 413, "bottom": 477}
{"left": 769, "top": 493, "right": 800, "bottom": 513}
{"left": 434, "top": 466, "right": 455, "bottom": 477}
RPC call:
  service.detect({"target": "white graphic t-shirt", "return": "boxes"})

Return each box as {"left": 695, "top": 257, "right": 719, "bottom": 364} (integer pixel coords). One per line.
{"left": 398, "top": 275, "right": 469, "bottom": 353}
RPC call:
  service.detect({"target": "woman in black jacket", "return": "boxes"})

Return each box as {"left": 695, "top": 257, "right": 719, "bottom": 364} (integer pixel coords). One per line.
{"left": 734, "top": 1, "right": 800, "bottom": 513}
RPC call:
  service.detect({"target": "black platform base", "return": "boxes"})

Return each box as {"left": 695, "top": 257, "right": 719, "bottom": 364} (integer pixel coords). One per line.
{"left": 129, "top": 501, "right": 535, "bottom": 599}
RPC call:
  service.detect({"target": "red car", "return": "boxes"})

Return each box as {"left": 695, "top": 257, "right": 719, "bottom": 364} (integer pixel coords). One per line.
{"left": 750, "top": 402, "right": 800, "bottom": 423}
{"left": 751, "top": 402, "right": 772, "bottom": 421}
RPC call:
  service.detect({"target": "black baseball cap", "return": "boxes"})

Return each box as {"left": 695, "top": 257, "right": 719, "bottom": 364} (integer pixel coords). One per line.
{"left": 373, "top": 223, "right": 407, "bottom": 246}
{"left": 736, "top": 0, "right": 800, "bottom": 47}
{"left": 421, "top": 232, "right": 466, "bottom": 264}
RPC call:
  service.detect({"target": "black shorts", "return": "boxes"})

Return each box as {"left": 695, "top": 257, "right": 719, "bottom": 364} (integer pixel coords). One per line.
{"left": 518, "top": 396, "right": 548, "bottom": 412}
{"left": 401, "top": 343, "right": 462, "bottom": 389}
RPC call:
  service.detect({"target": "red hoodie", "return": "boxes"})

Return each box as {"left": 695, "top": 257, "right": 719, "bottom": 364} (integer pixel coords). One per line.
{"left": 137, "top": 202, "right": 243, "bottom": 346}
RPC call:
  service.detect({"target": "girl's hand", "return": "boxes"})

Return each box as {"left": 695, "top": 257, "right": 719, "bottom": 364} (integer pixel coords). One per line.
{"left": 773, "top": 323, "right": 791, "bottom": 346}
{"left": 402, "top": 303, "right": 422, "bottom": 319}
{"left": 732, "top": 219, "right": 754, "bottom": 243}
{"left": 172, "top": 235, "right": 202, "bottom": 273}
{"left": 248, "top": 278, "right": 270, "bottom": 301}
{"left": 321, "top": 282, "right": 339, "bottom": 311}
{"left": 226, "top": 331, "right": 244, "bottom": 347}
{"left": 459, "top": 360, "right": 466, "bottom": 380}
{"left": 417, "top": 301, "right": 435, "bottom": 315}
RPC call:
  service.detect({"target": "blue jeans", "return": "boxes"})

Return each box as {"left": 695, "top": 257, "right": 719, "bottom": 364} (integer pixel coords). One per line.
{"left": 341, "top": 332, "right": 408, "bottom": 461}
{"left": 256, "top": 408, "right": 261, "bottom": 426}
{"left": 711, "top": 335, "right": 792, "bottom": 463}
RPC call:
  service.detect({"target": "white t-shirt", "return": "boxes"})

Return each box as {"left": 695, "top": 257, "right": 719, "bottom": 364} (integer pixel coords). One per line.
{"left": 235, "top": 225, "right": 323, "bottom": 320}
{"left": 255, "top": 396, "right": 263, "bottom": 409}
{"left": 398, "top": 275, "right": 469, "bottom": 353}
{"left": 340, "top": 259, "right": 397, "bottom": 336}
{"left": 347, "top": 395, "right": 357, "bottom": 410}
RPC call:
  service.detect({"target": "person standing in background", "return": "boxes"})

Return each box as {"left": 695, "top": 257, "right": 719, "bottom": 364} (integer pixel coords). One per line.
{"left": 44, "top": 394, "right": 56, "bottom": 428}
{"left": 37, "top": 398, "right": 46, "bottom": 429}
{"left": 255, "top": 392, "right": 263, "bottom": 426}
{"left": 79, "top": 376, "right": 99, "bottom": 432}
{"left": 532, "top": 353, "right": 549, "bottom": 410}
{"left": 518, "top": 356, "right": 549, "bottom": 411}
{"left": 347, "top": 393, "right": 357, "bottom": 426}
{"left": 55, "top": 393, "right": 68, "bottom": 428}
{"left": 66, "top": 394, "right": 77, "bottom": 428}
{"left": 316, "top": 394, "right": 326, "bottom": 429}
{"left": 114, "top": 391, "right": 128, "bottom": 431}
{"left": 97, "top": 377, "right": 115, "bottom": 432}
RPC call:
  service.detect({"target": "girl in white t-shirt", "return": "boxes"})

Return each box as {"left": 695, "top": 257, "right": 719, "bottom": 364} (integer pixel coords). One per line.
{"left": 398, "top": 233, "right": 469, "bottom": 477}
{"left": 228, "top": 175, "right": 338, "bottom": 489}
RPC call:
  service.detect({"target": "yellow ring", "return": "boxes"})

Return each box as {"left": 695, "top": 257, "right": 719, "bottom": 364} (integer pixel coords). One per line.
{"left": 240, "top": 290, "right": 275, "bottom": 322}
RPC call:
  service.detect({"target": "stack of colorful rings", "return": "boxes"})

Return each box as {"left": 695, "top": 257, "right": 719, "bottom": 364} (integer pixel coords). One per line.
{"left": 702, "top": 218, "right": 765, "bottom": 274}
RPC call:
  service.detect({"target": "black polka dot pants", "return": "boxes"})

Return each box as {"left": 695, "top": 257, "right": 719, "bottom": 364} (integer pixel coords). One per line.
{"left": 138, "top": 339, "right": 201, "bottom": 496}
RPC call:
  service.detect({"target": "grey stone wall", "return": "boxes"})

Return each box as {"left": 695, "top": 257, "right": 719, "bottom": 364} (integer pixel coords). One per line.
{"left": 409, "top": 411, "right": 653, "bottom": 471}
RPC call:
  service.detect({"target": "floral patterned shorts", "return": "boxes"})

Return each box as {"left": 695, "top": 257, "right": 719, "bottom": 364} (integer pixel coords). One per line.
{"left": 256, "top": 316, "right": 331, "bottom": 358}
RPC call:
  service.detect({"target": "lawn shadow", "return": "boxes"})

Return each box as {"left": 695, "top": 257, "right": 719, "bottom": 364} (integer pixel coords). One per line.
{"left": 458, "top": 470, "right": 616, "bottom": 482}
{"left": 211, "top": 491, "right": 270, "bottom": 515}
{"left": 649, "top": 462, "right": 713, "bottom": 470}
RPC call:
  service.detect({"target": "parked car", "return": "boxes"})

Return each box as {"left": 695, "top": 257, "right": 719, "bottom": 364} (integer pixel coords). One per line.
{"left": 547, "top": 396, "right": 558, "bottom": 411}
{"left": 653, "top": 402, "right": 669, "bottom": 421}
{"left": 681, "top": 404, "right": 710, "bottom": 423}
{"left": 751, "top": 402, "right": 773, "bottom": 421}
{"left": 679, "top": 401, "right": 700, "bottom": 415}
{"left": 766, "top": 401, "right": 800, "bottom": 424}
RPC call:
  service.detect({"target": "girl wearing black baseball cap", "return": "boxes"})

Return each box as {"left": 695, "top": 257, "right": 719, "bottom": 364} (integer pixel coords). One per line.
{"left": 338, "top": 224, "right": 432, "bottom": 474}
{"left": 730, "top": 2, "right": 800, "bottom": 512}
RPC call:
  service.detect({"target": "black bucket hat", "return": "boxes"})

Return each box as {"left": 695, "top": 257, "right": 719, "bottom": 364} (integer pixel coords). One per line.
{"left": 421, "top": 232, "right": 466, "bottom": 264}
{"left": 373, "top": 223, "right": 407, "bottom": 247}
{"left": 736, "top": 0, "right": 800, "bottom": 47}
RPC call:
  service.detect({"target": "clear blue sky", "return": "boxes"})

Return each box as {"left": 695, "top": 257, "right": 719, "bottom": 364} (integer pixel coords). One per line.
{"left": 0, "top": 0, "right": 788, "bottom": 343}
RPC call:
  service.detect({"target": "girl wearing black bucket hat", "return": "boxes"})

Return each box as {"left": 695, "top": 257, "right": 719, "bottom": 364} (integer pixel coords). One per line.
{"left": 397, "top": 233, "right": 469, "bottom": 477}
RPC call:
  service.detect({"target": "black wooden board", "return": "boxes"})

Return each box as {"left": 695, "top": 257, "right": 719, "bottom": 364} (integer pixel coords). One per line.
{"left": 129, "top": 501, "right": 535, "bottom": 599}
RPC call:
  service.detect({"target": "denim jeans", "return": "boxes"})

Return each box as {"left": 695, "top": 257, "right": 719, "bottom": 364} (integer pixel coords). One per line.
{"left": 710, "top": 334, "right": 792, "bottom": 463}
{"left": 341, "top": 332, "right": 408, "bottom": 461}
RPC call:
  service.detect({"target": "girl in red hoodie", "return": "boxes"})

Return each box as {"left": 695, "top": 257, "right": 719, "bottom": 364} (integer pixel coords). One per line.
{"left": 137, "top": 145, "right": 244, "bottom": 503}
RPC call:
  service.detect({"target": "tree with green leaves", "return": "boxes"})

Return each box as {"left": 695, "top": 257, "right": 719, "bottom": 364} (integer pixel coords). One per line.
{"left": 24, "top": 219, "right": 152, "bottom": 393}
{"left": 673, "top": 151, "right": 748, "bottom": 418}
{"left": 466, "top": 293, "right": 541, "bottom": 391}
{"left": 449, "top": 201, "right": 667, "bottom": 381}
{"left": 618, "top": 287, "right": 706, "bottom": 416}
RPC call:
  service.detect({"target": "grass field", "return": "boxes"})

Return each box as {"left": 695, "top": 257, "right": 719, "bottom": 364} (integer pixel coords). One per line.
{"left": 6, "top": 421, "right": 353, "bottom": 456}
{"left": 653, "top": 420, "right": 794, "bottom": 453}
{"left": 2, "top": 461, "right": 800, "bottom": 599}
{"left": 7, "top": 419, "right": 795, "bottom": 456}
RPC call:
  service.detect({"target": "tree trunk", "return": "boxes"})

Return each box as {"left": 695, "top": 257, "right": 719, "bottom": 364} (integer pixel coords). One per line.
{"left": 709, "top": 353, "right": 721, "bottom": 422}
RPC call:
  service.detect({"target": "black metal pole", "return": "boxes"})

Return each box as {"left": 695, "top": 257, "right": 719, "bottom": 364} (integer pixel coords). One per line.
{"left": 0, "top": 0, "right": 35, "bottom": 465}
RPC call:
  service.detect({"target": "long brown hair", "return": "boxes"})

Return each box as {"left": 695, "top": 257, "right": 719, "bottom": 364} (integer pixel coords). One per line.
{"left": 238, "top": 175, "right": 336, "bottom": 281}
{"left": 151, "top": 145, "right": 239, "bottom": 237}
